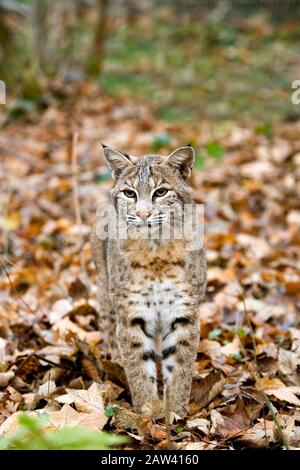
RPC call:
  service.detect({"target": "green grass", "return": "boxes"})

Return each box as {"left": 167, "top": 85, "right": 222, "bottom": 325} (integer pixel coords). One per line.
{"left": 3, "top": 10, "right": 300, "bottom": 125}
{"left": 101, "top": 15, "right": 300, "bottom": 124}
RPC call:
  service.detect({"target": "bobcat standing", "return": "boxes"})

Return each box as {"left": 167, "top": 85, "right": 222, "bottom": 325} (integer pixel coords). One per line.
{"left": 91, "top": 145, "right": 206, "bottom": 416}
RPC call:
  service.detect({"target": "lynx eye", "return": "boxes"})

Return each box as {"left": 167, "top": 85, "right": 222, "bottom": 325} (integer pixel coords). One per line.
{"left": 153, "top": 188, "right": 168, "bottom": 198}
{"left": 123, "top": 189, "right": 136, "bottom": 198}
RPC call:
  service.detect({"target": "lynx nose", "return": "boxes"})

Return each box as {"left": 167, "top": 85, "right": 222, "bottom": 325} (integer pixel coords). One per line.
{"left": 136, "top": 210, "right": 151, "bottom": 221}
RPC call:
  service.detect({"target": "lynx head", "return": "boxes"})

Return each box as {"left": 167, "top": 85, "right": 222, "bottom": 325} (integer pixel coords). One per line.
{"left": 102, "top": 144, "right": 195, "bottom": 239}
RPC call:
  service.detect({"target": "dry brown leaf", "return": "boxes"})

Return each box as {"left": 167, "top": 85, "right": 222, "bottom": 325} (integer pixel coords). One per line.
{"left": 148, "top": 423, "right": 168, "bottom": 441}
{"left": 51, "top": 316, "right": 101, "bottom": 344}
{"left": 49, "top": 299, "right": 73, "bottom": 324}
{"left": 256, "top": 341, "right": 278, "bottom": 359}
{"left": 0, "top": 411, "right": 37, "bottom": 437}
{"left": 55, "top": 381, "right": 108, "bottom": 414}
{"left": 238, "top": 298, "right": 287, "bottom": 322}
{"left": 278, "top": 348, "right": 300, "bottom": 386}
{"left": 0, "top": 371, "right": 15, "bottom": 388}
{"left": 210, "top": 397, "right": 251, "bottom": 438}
{"left": 80, "top": 355, "right": 101, "bottom": 382}
{"left": 256, "top": 377, "right": 300, "bottom": 406}
{"left": 190, "top": 370, "right": 225, "bottom": 414}
{"left": 38, "top": 380, "right": 56, "bottom": 397}
{"left": 236, "top": 233, "right": 271, "bottom": 259}
{"left": 102, "top": 360, "right": 129, "bottom": 390}
{"left": 68, "top": 278, "right": 88, "bottom": 300}
{"left": 256, "top": 377, "right": 286, "bottom": 390}
{"left": 47, "top": 403, "right": 107, "bottom": 430}
{"left": 0, "top": 337, "right": 8, "bottom": 363}
{"left": 220, "top": 336, "right": 241, "bottom": 357}
{"left": 181, "top": 441, "right": 218, "bottom": 450}
{"left": 198, "top": 339, "right": 220, "bottom": 357}
{"left": 186, "top": 418, "right": 210, "bottom": 435}
{"left": 210, "top": 409, "right": 225, "bottom": 434}
{"left": 237, "top": 419, "right": 275, "bottom": 448}
{"left": 267, "top": 389, "right": 300, "bottom": 406}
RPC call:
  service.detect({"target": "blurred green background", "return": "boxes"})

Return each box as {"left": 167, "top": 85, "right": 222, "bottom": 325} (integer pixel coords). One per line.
{"left": 1, "top": 0, "right": 300, "bottom": 125}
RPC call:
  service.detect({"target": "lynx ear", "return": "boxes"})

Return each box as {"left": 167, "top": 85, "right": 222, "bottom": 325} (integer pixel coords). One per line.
{"left": 101, "top": 144, "right": 133, "bottom": 180}
{"left": 164, "top": 146, "right": 195, "bottom": 180}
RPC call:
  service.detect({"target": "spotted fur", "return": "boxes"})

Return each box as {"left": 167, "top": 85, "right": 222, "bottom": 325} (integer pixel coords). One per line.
{"left": 91, "top": 145, "right": 206, "bottom": 416}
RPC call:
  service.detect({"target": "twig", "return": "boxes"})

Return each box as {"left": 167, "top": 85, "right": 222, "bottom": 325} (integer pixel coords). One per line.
{"left": 263, "top": 392, "right": 289, "bottom": 450}
{"left": 216, "top": 424, "right": 253, "bottom": 447}
{"left": 33, "top": 353, "right": 72, "bottom": 370}
{"left": 1, "top": 261, "right": 36, "bottom": 315}
{"left": 71, "top": 132, "right": 86, "bottom": 276}
{"left": 239, "top": 290, "right": 289, "bottom": 450}
{"left": 241, "top": 294, "right": 257, "bottom": 366}
{"left": 263, "top": 404, "right": 269, "bottom": 448}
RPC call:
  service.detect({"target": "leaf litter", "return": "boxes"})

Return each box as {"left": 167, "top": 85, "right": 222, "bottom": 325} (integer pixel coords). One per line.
{"left": 0, "top": 82, "right": 300, "bottom": 449}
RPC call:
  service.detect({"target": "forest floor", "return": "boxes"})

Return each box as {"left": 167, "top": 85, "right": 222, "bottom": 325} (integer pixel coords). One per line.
{"left": 0, "top": 79, "right": 300, "bottom": 449}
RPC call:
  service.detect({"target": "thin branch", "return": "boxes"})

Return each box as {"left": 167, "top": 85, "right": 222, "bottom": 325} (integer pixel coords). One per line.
{"left": 1, "top": 261, "right": 35, "bottom": 315}
{"left": 71, "top": 132, "right": 86, "bottom": 276}
{"left": 241, "top": 293, "right": 258, "bottom": 365}
{"left": 33, "top": 353, "right": 72, "bottom": 370}
{"left": 264, "top": 392, "right": 289, "bottom": 450}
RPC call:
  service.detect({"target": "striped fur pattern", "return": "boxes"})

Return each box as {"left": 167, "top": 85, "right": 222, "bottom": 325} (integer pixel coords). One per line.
{"left": 91, "top": 145, "right": 206, "bottom": 416}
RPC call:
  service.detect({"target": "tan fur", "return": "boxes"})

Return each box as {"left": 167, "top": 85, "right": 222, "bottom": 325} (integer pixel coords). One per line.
{"left": 91, "top": 146, "right": 206, "bottom": 416}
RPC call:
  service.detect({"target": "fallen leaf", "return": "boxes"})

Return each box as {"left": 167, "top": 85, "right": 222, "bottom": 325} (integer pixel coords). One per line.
{"left": 102, "top": 360, "right": 129, "bottom": 390}
{"left": 211, "top": 397, "right": 251, "bottom": 438}
{"left": 49, "top": 299, "right": 73, "bottom": 324}
{"left": 278, "top": 348, "right": 300, "bottom": 386}
{"left": 47, "top": 403, "right": 107, "bottom": 430}
{"left": 0, "top": 411, "right": 37, "bottom": 437}
{"left": 55, "top": 381, "right": 108, "bottom": 414}
{"left": 237, "top": 419, "right": 275, "bottom": 448}
{"left": 0, "top": 371, "right": 15, "bottom": 388}
{"left": 220, "top": 336, "right": 241, "bottom": 357}
{"left": 186, "top": 418, "right": 210, "bottom": 435}
{"left": 256, "top": 377, "right": 300, "bottom": 406}
{"left": 190, "top": 370, "right": 225, "bottom": 414}
{"left": 38, "top": 380, "right": 56, "bottom": 397}
{"left": 180, "top": 441, "right": 218, "bottom": 450}
{"left": 148, "top": 423, "right": 168, "bottom": 441}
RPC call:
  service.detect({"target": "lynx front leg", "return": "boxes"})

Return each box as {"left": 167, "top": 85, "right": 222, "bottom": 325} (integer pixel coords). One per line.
{"left": 117, "top": 312, "right": 158, "bottom": 412}
{"left": 161, "top": 311, "right": 199, "bottom": 417}
{"left": 106, "top": 308, "right": 123, "bottom": 363}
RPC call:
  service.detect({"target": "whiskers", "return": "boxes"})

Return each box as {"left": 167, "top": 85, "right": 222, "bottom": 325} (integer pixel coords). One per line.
{"left": 124, "top": 212, "right": 184, "bottom": 241}
{"left": 147, "top": 213, "right": 168, "bottom": 226}
{"left": 126, "top": 215, "right": 140, "bottom": 227}
{"left": 161, "top": 213, "right": 184, "bottom": 239}
{"left": 126, "top": 213, "right": 169, "bottom": 227}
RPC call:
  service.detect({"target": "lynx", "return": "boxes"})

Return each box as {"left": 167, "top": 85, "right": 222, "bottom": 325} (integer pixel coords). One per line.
{"left": 91, "top": 144, "right": 206, "bottom": 416}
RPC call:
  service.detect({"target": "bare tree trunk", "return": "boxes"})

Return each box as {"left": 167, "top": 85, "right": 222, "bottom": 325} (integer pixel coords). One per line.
{"left": 0, "top": 12, "right": 14, "bottom": 81}
{"left": 125, "top": 0, "right": 143, "bottom": 25}
{"left": 31, "top": 0, "right": 49, "bottom": 73}
{"left": 0, "top": 1, "right": 28, "bottom": 83}
{"left": 85, "top": 0, "right": 108, "bottom": 77}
